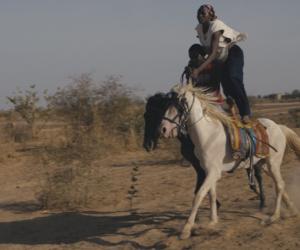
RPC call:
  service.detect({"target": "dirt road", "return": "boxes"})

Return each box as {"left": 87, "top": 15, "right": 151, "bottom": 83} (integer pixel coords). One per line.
{"left": 0, "top": 146, "right": 299, "bottom": 250}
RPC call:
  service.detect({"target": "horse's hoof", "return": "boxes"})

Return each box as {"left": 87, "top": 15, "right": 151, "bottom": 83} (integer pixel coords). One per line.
{"left": 179, "top": 230, "right": 191, "bottom": 240}
{"left": 291, "top": 208, "right": 299, "bottom": 217}
{"left": 261, "top": 215, "right": 279, "bottom": 226}
{"left": 261, "top": 219, "right": 269, "bottom": 226}
{"left": 207, "top": 220, "right": 218, "bottom": 228}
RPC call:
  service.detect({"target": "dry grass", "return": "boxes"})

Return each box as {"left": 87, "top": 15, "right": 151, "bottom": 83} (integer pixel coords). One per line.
{"left": 0, "top": 95, "right": 300, "bottom": 249}
{"left": 1, "top": 83, "right": 299, "bottom": 212}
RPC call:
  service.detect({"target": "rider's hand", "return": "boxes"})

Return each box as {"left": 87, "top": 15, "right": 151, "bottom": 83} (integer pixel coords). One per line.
{"left": 192, "top": 68, "right": 200, "bottom": 79}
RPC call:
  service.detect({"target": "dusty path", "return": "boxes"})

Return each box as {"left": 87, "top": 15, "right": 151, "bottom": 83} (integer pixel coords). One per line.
{"left": 253, "top": 101, "right": 300, "bottom": 115}
{"left": 0, "top": 147, "right": 299, "bottom": 250}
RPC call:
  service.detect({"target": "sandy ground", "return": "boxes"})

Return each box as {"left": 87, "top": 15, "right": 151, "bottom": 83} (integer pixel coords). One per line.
{"left": 0, "top": 141, "right": 299, "bottom": 250}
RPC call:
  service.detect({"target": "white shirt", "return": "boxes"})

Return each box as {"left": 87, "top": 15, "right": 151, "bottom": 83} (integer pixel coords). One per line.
{"left": 195, "top": 19, "right": 247, "bottom": 61}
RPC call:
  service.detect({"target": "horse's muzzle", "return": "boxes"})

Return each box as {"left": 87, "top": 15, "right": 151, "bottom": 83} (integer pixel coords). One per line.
{"left": 143, "top": 138, "right": 155, "bottom": 152}
{"left": 160, "top": 122, "right": 178, "bottom": 138}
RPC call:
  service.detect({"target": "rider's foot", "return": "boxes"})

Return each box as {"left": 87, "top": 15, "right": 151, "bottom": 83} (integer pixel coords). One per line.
{"left": 242, "top": 115, "right": 251, "bottom": 124}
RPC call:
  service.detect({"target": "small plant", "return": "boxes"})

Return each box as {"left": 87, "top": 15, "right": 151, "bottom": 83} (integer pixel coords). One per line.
{"left": 7, "top": 84, "right": 46, "bottom": 139}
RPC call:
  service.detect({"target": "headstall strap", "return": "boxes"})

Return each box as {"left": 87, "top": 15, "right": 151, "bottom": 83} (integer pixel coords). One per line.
{"left": 162, "top": 92, "right": 204, "bottom": 135}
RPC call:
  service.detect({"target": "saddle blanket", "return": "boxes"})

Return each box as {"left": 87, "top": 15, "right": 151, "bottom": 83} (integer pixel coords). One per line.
{"left": 227, "top": 119, "right": 270, "bottom": 159}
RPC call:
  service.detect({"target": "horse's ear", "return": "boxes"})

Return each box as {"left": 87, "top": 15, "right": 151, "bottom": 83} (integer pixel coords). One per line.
{"left": 187, "top": 78, "right": 193, "bottom": 86}
{"left": 146, "top": 92, "right": 164, "bottom": 101}
{"left": 166, "top": 92, "right": 173, "bottom": 99}
{"left": 145, "top": 94, "right": 154, "bottom": 102}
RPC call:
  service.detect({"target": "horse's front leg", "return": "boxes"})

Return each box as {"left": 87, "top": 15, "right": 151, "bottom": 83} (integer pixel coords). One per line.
{"left": 195, "top": 168, "right": 221, "bottom": 212}
{"left": 178, "top": 135, "right": 221, "bottom": 208}
{"left": 180, "top": 169, "right": 220, "bottom": 240}
{"left": 208, "top": 182, "right": 218, "bottom": 226}
{"left": 254, "top": 161, "right": 266, "bottom": 209}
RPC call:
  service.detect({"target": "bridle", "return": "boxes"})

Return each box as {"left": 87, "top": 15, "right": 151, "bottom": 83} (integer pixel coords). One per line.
{"left": 161, "top": 91, "right": 202, "bottom": 134}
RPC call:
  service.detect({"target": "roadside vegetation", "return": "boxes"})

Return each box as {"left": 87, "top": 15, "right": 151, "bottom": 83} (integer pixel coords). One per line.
{"left": 1, "top": 75, "right": 299, "bottom": 210}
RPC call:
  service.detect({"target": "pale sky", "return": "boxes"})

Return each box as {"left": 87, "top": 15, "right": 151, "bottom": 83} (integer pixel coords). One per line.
{"left": 0, "top": 0, "right": 300, "bottom": 108}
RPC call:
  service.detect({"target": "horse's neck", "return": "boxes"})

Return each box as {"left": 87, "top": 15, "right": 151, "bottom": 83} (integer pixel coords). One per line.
{"left": 188, "top": 100, "right": 224, "bottom": 149}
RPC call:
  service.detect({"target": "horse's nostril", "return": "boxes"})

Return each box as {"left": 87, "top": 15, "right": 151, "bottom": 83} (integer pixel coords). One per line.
{"left": 162, "top": 127, "right": 166, "bottom": 134}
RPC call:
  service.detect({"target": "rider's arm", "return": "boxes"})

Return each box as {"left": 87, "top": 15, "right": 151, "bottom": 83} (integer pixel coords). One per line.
{"left": 192, "top": 31, "right": 222, "bottom": 78}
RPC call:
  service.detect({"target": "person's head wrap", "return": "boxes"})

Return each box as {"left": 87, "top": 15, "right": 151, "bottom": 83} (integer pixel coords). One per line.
{"left": 197, "top": 4, "right": 217, "bottom": 21}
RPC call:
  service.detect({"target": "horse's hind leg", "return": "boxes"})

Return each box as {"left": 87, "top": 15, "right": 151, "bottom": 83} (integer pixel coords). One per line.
{"left": 282, "top": 191, "right": 299, "bottom": 216}
{"left": 263, "top": 158, "right": 285, "bottom": 224}
{"left": 263, "top": 162, "right": 298, "bottom": 217}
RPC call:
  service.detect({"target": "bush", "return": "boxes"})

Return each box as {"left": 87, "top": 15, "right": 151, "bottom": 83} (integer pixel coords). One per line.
{"left": 47, "top": 74, "right": 144, "bottom": 149}
{"left": 36, "top": 74, "right": 144, "bottom": 210}
{"left": 97, "top": 75, "right": 144, "bottom": 148}
{"left": 7, "top": 85, "right": 40, "bottom": 139}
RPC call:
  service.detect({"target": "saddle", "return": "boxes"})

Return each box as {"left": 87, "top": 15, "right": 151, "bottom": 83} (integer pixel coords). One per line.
{"left": 224, "top": 100, "right": 270, "bottom": 160}
{"left": 227, "top": 118, "right": 270, "bottom": 160}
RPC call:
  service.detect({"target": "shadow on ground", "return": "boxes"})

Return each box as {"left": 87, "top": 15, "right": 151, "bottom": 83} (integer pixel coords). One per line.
{"left": 0, "top": 201, "right": 42, "bottom": 213}
{"left": 0, "top": 210, "right": 185, "bottom": 248}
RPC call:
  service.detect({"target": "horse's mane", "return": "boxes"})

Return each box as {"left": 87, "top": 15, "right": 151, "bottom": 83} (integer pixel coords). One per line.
{"left": 171, "top": 83, "right": 232, "bottom": 125}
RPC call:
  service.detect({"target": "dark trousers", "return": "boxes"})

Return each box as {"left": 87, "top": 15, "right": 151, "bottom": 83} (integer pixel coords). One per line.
{"left": 221, "top": 45, "right": 251, "bottom": 116}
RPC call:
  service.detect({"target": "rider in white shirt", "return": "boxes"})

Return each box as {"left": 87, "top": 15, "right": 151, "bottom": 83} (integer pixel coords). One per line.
{"left": 192, "top": 4, "right": 251, "bottom": 123}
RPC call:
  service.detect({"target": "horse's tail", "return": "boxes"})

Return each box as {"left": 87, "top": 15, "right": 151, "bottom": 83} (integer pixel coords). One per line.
{"left": 280, "top": 125, "right": 300, "bottom": 158}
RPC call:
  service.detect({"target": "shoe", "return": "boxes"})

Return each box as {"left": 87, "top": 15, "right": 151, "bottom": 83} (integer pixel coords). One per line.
{"left": 242, "top": 115, "right": 251, "bottom": 124}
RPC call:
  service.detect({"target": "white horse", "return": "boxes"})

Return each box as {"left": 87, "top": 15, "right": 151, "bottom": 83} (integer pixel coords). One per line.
{"left": 159, "top": 84, "right": 300, "bottom": 239}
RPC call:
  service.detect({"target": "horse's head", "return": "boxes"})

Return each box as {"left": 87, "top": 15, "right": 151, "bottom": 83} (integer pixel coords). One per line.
{"left": 160, "top": 87, "right": 204, "bottom": 138}
{"left": 144, "top": 85, "right": 214, "bottom": 150}
{"left": 143, "top": 92, "right": 176, "bottom": 151}
{"left": 159, "top": 89, "right": 189, "bottom": 138}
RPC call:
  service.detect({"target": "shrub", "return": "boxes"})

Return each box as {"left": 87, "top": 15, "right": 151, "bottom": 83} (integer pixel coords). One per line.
{"left": 7, "top": 85, "right": 40, "bottom": 139}
{"left": 36, "top": 74, "right": 144, "bottom": 210}
{"left": 47, "top": 74, "right": 144, "bottom": 149}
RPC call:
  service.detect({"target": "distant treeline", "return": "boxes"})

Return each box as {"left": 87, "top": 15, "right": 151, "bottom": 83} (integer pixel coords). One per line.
{"left": 254, "top": 89, "right": 300, "bottom": 100}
